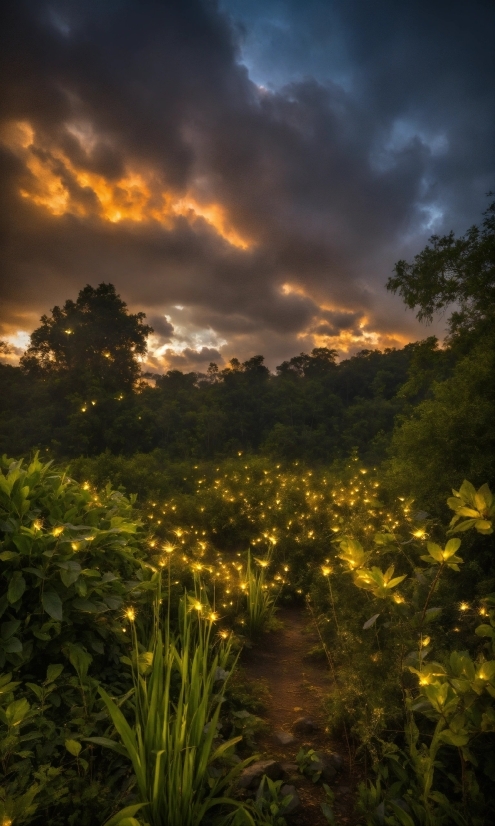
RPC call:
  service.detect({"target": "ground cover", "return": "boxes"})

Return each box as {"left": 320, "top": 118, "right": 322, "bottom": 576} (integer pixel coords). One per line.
{"left": 1, "top": 453, "right": 494, "bottom": 825}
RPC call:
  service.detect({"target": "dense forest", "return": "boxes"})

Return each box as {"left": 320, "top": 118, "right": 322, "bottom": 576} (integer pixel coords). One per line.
{"left": 0, "top": 206, "right": 494, "bottom": 826}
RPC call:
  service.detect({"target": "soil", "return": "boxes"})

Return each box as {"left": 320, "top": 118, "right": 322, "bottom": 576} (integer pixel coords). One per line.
{"left": 241, "top": 606, "right": 360, "bottom": 825}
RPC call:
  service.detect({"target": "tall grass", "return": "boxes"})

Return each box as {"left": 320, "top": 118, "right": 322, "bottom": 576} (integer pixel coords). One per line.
{"left": 245, "top": 550, "right": 278, "bottom": 638}
{"left": 92, "top": 588, "right": 254, "bottom": 826}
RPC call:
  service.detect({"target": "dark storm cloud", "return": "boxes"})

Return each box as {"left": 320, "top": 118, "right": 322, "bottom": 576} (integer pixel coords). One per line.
{"left": 0, "top": 0, "right": 493, "bottom": 368}
{"left": 147, "top": 315, "right": 174, "bottom": 341}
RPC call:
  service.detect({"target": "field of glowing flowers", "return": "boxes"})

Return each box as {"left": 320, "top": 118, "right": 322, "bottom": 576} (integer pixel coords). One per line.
{"left": 1, "top": 451, "right": 495, "bottom": 826}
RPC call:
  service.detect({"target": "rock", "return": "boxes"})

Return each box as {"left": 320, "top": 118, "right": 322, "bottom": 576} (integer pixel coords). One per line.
{"left": 328, "top": 751, "right": 344, "bottom": 771}
{"left": 310, "top": 751, "right": 341, "bottom": 782}
{"left": 237, "top": 759, "right": 284, "bottom": 789}
{"left": 273, "top": 730, "right": 298, "bottom": 746}
{"left": 281, "top": 762, "right": 299, "bottom": 774}
{"left": 279, "top": 784, "right": 302, "bottom": 815}
{"left": 292, "top": 716, "right": 319, "bottom": 735}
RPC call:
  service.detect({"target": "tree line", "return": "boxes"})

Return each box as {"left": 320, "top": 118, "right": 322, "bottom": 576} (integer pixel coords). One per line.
{"left": 0, "top": 202, "right": 493, "bottom": 510}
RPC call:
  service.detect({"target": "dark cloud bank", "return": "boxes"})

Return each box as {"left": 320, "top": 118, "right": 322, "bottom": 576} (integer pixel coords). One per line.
{"left": 0, "top": 0, "right": 493, "bottom": 369}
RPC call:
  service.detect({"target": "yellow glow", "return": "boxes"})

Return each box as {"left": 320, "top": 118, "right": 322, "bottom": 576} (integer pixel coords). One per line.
{"left": 2, "top": 120, "right": 252, "bottom": 250}
{"left": 459, "top": 602, "right": 469, "bottom": 612}
{"left": 32, "top": 519, "right": 42, "bottom": 531}
{"left": 125, "top": 606, "right": 136, "bottom": 622}
{"left": 52, "top": 526, "right": 64, "bottom": 537}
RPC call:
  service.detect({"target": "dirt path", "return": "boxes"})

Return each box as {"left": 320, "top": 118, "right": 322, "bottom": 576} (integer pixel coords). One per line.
{"left": 241, "top": 606, "right": 357, "bottom": 825}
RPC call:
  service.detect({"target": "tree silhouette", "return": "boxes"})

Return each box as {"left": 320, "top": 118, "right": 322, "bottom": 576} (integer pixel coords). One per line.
{"left": 21, "top": 283, "right": 153, "bottom": 394}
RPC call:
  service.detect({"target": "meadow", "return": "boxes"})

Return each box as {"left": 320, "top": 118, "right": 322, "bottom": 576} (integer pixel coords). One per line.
{"left": 1, "top": 204, "right": 494, "bottom": 824}
{"left": 1, "top": 450, "right": 494, "bottom": 826}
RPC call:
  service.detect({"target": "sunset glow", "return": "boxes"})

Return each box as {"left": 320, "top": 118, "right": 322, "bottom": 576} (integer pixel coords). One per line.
{"left": 2, "top": 120, "right": 252, "bottom": 250}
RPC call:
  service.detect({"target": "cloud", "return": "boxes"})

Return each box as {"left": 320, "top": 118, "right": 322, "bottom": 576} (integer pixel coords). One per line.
{"left": 147, "top": 315, "right": 174, "bottom": 341}
{"left": 0, "top": 0, "right": 492, "bottom": 371}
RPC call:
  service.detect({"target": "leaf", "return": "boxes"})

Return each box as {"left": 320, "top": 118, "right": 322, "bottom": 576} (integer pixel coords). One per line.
{"left": 72, "top": 598, "right": 105, "bottom": 613}
{"left": 65, "top": 739, "right": 82, "bottom": 756}
{"left": 84, "top": 736, "right": 128, "bottom": 757}
{"left": 60, "top": 568, "right": 80, "bottom": 588}
{"left": 103, "top": 809, "right": 147, "bottom": 826}
{"left": 42, "top": 590, "right": 63, "bottom": 621}
{"left": 1, "top": 619, "right": 21, "bottom": 640}
{"left": 12, "top": 534, "right": 32, "bottom": 555}
{"left": 443, "top": 538, "right": 461, "bottom": 559}
{"left": 46, "top": 664, "right": 64, "bottom": 683}
{"left": 7, "top": 571, "right": 26, "bottom": 603}
{"left": 26, "top": 682, "right": 43, "bottom": 700}
{"left": 426, "top": 542, "right": 443, "bottom": 563}
{"left": 363, "top": 613, "right": 380, "bottom": 630}
{"left": 66, "top": 643, "right": 93, "bottom": 680}
{"left": 6, "top": 697, "right": 30, "bottom": 726}
{"left": 0, "top": 551, "right": 20, "bottom": 561}
{"left": 3, "top": 637, "right": 22, "bottom": 653}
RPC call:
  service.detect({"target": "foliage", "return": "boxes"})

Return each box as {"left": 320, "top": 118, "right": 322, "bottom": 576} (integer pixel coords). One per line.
{"left": 384, "top": 336, "right": 494, "bottom": 514}
{"left": 387, "top": 201, "right": 495, "bottom": 339}
{"left": 0, "top": 454, "right": 153, "bottom": 825}
{"left": 93, "top": 588, "right": 253, "bottom": 826}
{"left": 1, "top": 337, "right": 425, "bottom": 462}
{"left": 0, "top": 452, "right": 145, "bottom": 673}
{"left": 20, "top": 283, "right": 152, "bottom": 393}
{"left": 314, "top": 482, "right": 495, "bottom": 824}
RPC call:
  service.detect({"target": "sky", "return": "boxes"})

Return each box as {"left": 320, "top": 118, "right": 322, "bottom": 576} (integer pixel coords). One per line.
{"left": 0, "top": 0, "right": 493, "bottom": 372}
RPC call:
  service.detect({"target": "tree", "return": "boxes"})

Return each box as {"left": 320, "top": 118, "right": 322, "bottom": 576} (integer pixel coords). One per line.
{"left": 387, "top": 201, "right": 495, "bottom": 338}
{"left": 21, "top": 283, "right": 153, "bottom": 393}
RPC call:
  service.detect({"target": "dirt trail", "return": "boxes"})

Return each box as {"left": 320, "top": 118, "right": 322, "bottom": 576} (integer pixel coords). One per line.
{"left": 241, "top": 606, "right": 357, "bottom": 825}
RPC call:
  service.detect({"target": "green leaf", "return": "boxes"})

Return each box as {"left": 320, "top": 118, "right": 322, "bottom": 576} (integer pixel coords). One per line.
{"left": 426, "top": 542, "right": 443, "bottom": 562}
{"left": 102, "top": 803, "right": 147, "bottom": 826}
{"left": 6, "top": 697, "right": 30, "bottom": 726}
{"left": 66, "top": 643, "right": 93, "bottom": 680}
{"left": 42, "top": 590, "right": 63, "bottom": 621}
{"left": 46, "top": 664, "right": 64, "bottom": 683}
{"left": 3, "top": 637, "right": 22, "bottom": 653}
{"left": 443, "top": 538, "right": 461, "bottom": 559}
{"left": 8, "top": 571, "right": 26, "bottom": 603}
{"left": 26, "top": 682, "right": 44, "bottom": 700}
{"left": 72, "top": 598, "right": 105, "bottom": 613}
{"left": 0, "top": 551, "right": 20, "bottom": 561}
{"left": 84, "top": 736, "right": 128, "bottom": 757}
{"left": 65, "top": 739, "right": 82, "bottom": 756}
{"left": 1, "top": 619, "right": 21, "bottom": 640}
{"left": 475, "top": 624, "right": 495, "bottom": 639}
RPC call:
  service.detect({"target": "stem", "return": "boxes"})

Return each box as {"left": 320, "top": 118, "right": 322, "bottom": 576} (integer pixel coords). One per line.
{"left": 420, "top": 563, "right": 445, "bottom": 629}
{"left": 327, "top": 577, "right": 341, "bottom": 636}
{"left": 306, "top": 596, "right": 354, "bottom": 775}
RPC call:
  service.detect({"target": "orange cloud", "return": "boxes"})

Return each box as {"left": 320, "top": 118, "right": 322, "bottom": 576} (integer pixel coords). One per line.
{"left": 1, "top": 120, "right": 251, "bottom": 249}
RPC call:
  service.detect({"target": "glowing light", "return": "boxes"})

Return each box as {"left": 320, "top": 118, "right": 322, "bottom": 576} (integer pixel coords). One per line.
{"left": 459, "top": 602, "right": 469, "bottom": 612}
{"left": 125, "top": 607, "right": 136, "bottom": 622}
{"left": 32, "top": 519, "right": 42, "bottom": 531}
{"left": 52, "top": 526, "right": 64, "bottom": 537}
